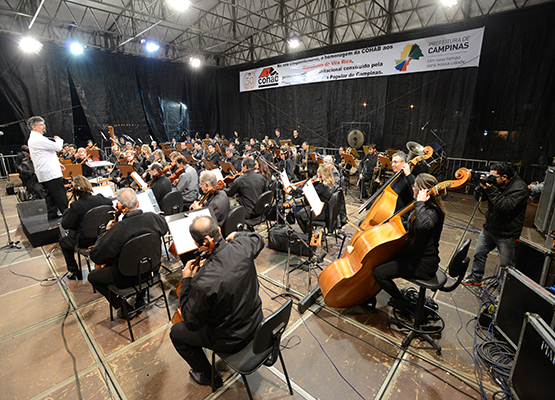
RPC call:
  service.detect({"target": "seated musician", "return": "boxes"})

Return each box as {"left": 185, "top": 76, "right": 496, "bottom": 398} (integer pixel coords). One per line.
{"left": 259, "top": 143, "right": 274, "bottom": 164}
{"left": 192, "top": 141, "right": 205, "bottom": 162}
{"left": 293, "top": 164, "right": 334, "bottom": 234}
{"left": 277, "top": 148, "right": 295, "bottom": 181}
{"left": 180, "top": 142, "right": 191, "bottom": 156}
{"left": 117, "top": 149, "right": 142, "bottom": 188}
{"left": 372, "top": 173, "right": 444, "bottom": 313}
{"left": 153, "top": 148, "right": 167, "bottom": 167}
{"left": 73, "top": 147, "right": 94, "bottom": 177}
{"left": 168, "top": 151, "right": 181, "bottom": 173}
{"left": 147, "top": 162, "right": 172, "bottom": 205}
{"left": 124, "top": 142, "right": 134, "bottom": 154}
{"left": 357, "top": 143, "right": 380, "bottom": 198}
{"left": 64, "top": 144, "right": 77, "bottom": 161}
{"left": 225, "top": 158, "right": 267, "bottom": 219}
{"left": 291, "top": 129, "right": 302, "bottom": 147}
{"left": 174, "top": 156, "right": 198, "bottom": 210}
{"left": 170, "top": 215, "right": 265, "bottom": 388}
{"left": 255, "top": 157, "right": 273, "bottom": 185}
{"left": 170, "top": 138, "right": 178, "bottom": 149}
{"left": 59, "top": 175, "right": 113, "bottom": 280}
{"left": 205, "top": 143, "right": 221, "bottom": 164}
{"left": 299, "top": 141, "right": 316, "bottom": 178}
{"left": 242, "top": 142, "right": 254, "bottom": 158}
{"left": 249, "top": 137, "right": 259, "bottom": 151}
{"left": 151, "top": 140, "right": 160, "bottom": 151}
{"left": 223, "top": 148, "right": 241, "bottom": 173}
{"left": 88, "top": 188, "right": 169, "bottom": 319}
{"left": 138, "top": 144, "right": 153, "bottom": 171}
{"left": 85, "top": 140, "right": 95, "bottom": 150}
{"left": 190, "top": 171, "right": 229, "bottom": 227}
{"left": 324, "top": 155, "right": 341, "bottom": 189}
{"left": 107, "top": 145, "right": 122, "bottom": 165}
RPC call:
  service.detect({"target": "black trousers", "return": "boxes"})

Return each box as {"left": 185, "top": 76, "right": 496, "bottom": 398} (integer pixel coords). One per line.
{"left": 170, "top": 322, "right": 251, "bottom": 373}
{"left": 59, "top": 234, "right": 95, "bottom": 273}
{"left": 373, "top": 259, "right": 414, "bottom": 300}
{"left": 295, "top": 205, "right": 325, "bottom": 234}
{"left": 41, "top": 177, "right": 68, "bottom": 219}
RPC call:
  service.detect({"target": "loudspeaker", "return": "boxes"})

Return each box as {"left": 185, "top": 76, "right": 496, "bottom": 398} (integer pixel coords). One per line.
{"left": 16, "top": 200, "right": 60, "bottom": 247}
{"left": 494, "top": 267, "right": 555, "bottom": 348}
{"left": 534, "top": 166, "right": 555, "bottom": 233}
{"left": 509, "top": 313, "right": 555, "bottom": 400}
{"left": 268, "top": 228, "right": 315, "bottom": 257}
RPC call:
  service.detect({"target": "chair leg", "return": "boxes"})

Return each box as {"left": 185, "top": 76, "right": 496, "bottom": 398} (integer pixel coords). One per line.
{"left": 121, "top": 300, "right": 135, "bottom": 342}
{"left": 160, "top": 281, "right": 171, "bottom": 321}
{"left": 241, "top": 375, "right": 254, "bottom": 400}
{"left": 108, "top": 291, "right": 114, "bottom": 321}
{"left": 211, "top": 352, "right": 216, "bottom": 393}
{"left": 278, "top": 351, "right": 293, "bottom": 395}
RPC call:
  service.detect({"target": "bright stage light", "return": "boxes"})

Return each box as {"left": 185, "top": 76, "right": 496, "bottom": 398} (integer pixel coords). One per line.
{"left": 70, "top": 42, "right": 84, "bottom": 55}
{"left": 189, "top": 57, "right": 201, "bottom": 68}
{"left": 19, "top": 37, "right": 43, "bottom": 54}
{"left": 441, "top": 0, "right": 458, "bottom": 7}
{"left": 145, "top": 42, "right": 160, "bottom": 52}
{"left": 167, "top": 0, "right": 190, "bottom": 12}
{"left": 288, "top": 37, "right": 300, "bottom": 49}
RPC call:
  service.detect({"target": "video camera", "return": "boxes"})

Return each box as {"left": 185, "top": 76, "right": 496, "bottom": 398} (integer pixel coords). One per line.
{"left": 471, "top": 170, "right": 497, "bottom": 186}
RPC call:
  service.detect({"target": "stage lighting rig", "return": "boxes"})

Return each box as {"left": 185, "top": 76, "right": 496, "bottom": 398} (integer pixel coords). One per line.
{"left": 19, "top": 37, "right": 43, "bottom": 54}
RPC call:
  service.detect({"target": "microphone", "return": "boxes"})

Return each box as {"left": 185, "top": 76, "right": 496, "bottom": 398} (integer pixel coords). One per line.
{"left": 421, "top": 121, "right": 430, "bottom": 131}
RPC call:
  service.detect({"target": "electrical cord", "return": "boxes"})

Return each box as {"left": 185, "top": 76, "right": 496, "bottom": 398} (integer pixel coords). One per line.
{"left": 256, "top": 277, "right": 482, "bottom": 399}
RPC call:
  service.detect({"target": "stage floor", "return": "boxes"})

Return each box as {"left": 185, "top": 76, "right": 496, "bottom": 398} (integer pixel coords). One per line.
{"left": 0, "top": 180, "right": 545, "bottom": 400}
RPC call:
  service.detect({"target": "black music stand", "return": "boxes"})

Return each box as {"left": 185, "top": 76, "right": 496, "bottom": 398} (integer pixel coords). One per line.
{"left": 219, "top": 161, "right": 237, "bottom": 176}
{"left": 202, "top": 160, "right": 216, "bottom": 170}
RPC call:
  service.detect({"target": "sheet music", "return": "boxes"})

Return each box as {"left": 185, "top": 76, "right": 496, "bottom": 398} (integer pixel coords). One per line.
{"left": 87, "top": 161, "right": 113, "bottom": 168}
{"left": 92, "top": 185, "right": 115, "bottom": 198}
{"left": 280, "top": 170, "right": 291, "bottom": 189}
{"left": 136, "top": 189, "right": 161, "bottom": 214}
{"left": 303, "top": 180, "right": 323, "bottom": 216}
{"left": 131, "top": 171, "right": 148, "bottom": 190}
{"left": 210, "top": 168, "right": 224, "bottom": 182}
{"left": 167, "top": 208, "right": 213, "bottom": 255}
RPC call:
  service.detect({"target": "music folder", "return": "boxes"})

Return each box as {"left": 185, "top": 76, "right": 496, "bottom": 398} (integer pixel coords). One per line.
{"left": 219, "top": 161, "right": 236, "bottom": 175}
{"left": 166, "top": 207, "right": 216, "bottom": 255}
{"left": 116, "top": 164, "right": 135, "bottom": 177}
{"left": 303, "top": 180, "right": 323, "bottom": 216}
{"left": 203, "top": 160, "right": 216, "bottom": 170}
{"left": 341, "top": 153, "right": 357, "bottom": 167}
{"left": 183, "top": 154, "right": 197, "bottom": 165}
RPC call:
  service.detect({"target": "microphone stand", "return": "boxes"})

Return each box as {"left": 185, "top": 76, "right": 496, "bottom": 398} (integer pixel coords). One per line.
{"left": 0, "top": 196, "right": 21, "bottom": 250}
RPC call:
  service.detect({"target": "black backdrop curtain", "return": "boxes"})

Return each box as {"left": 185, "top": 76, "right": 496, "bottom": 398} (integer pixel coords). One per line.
{"left": 217, "top": 3, "right": 555, "bottom": 162}
{"left": 0, "top": 37, "right": 72, "bottom": 142}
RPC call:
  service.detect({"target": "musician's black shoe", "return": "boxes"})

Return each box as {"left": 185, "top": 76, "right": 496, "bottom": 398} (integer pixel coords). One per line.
{"left": 117, "top": 302, "right": 138, "bottom": 320}
{"left": 189, "top": 369, "right": 223, "bottom": 388}
{"left": 67, "top": 271, "right": 83, "bottom": 281}
{"left": 388, "top": 297, "right": 415, "bottom": 314}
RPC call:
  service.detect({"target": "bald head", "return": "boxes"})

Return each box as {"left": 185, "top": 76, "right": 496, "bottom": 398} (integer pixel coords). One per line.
{"left": 189, "top": 216, "right": 221, "bottom": 245}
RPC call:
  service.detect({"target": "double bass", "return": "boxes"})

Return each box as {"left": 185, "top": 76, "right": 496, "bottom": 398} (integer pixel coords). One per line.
{"left": 318, "top": 168, "right": 471, "bottom": 308}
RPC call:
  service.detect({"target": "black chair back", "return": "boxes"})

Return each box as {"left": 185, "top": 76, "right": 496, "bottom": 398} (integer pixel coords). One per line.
{"left": 160, "top": 190, "right": 183, "bottom": 215}
{"left": 441, "top": 238, "right": 471, "bottom": 293}
{"left": 118, "top": 233, "right": 162, "bottom": 278}
{"left": 252, "top": 300, "right": 293, "bottom": 357}
{"left": 325, "top": 190, "right": 342, "bottom": 233}
{"left": 222, "top": 206, "right": 245, "bottom": 238}
{"left": 253, "top": 190, "right": 274, "bottom": 216}
{"left": 81, "top": 205, "right": 114, "bottom": 239}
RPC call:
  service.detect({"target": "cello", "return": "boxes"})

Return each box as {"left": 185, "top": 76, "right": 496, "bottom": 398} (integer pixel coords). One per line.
{"left": 172, "top": 238, "right": 216, "bottom": 324}
{"left": 348, "top": 147, "right": 434, "bottom": 246}
{"left": 318, "top": 168, "right": 471, "bottom": 308}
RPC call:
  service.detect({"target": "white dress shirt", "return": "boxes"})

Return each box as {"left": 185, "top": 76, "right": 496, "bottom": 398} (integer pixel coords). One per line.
{"left": 27, "top": 130, "right": 64, "bottom": 182}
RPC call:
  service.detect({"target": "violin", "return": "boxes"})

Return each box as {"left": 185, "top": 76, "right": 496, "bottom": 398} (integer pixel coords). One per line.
{"left": 172, "top": 237, "right": 216, "bottom": 324}
{"left": 169, "top": 167, "right": 184, "bottom": 183}
{"left": 286, "top": 177, "right": 320, "bottom": 193}
{"left": 198, "top": 180, "right": 225, "bottom": 206}
{"left": 163, "top": 162, "right": 176, "bottom": 175}
{"left": 80, "top": 155, "right": 92, "bottom": 164}
{"left": 223, "top": 172, "right": 243, "bottom": 185}
{"left": 318, "top": 168, "right": 471, "bottom": 308}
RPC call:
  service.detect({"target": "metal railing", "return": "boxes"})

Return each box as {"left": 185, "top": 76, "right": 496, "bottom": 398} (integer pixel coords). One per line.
{"left": 0, "top": 154, "right": 17, "bottom": 179}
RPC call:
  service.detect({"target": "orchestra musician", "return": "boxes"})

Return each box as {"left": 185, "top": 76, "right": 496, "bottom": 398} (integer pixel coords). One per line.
{"left": 88, "top": 188, "right": 169, "bottom": 319}
{"left": 225, "top": 158, "right": 266, "bottom": 219}
{"left": 276, "top": 147, "right": 295, "bottom": 181}
{"left": 259, "top": 143, "right": 274, "bottom": 164}
{"left": 73, "top": 147, "right": 94, "bottom": 177}
{"left": 291, "top": 129, "right": 302, "bottom": 147}
{"left": 299, "top": 141, "right": 316, "bottom": 178}
{"left": 274, "top": 128, "right": 282, "bottom": 143}
{"left": 174, "top": 156, "right": 198, "bottom": 210}
{"left": 147, "top": 163, "right": 172, "bottom": 204}
{"left": 192, "top": 141, "right": 205, "bottom": 162}
{"left": 180, "top": 142, "right": 191, "bottom": 156}
{"left": 117, "top": 149, "right": 142, "bottom": 188}
{"left": 170, "top": 215, "right": 265, "bottom": 388}
{"left": 356, "top": 143, "right": 380, "bottom": 198}
{"left": 206, "top": 144, "right": 221, "bottom": 164}
{"left": 151, "top": 140, "right": 161, "bottom": 151}
{"left": 170, "top": 138, "right": 178, "bottom": 149}
{"left": 190, "top": 171, "right": 230, "bottom": 228}
{"left": 138, "top": 144, "right": 153, "bottom": 171}
{"left": 254, "top": 157, "right": 272, "bottom": 185}
{"left": 223, "top": 148, "right": 241, "bottom": 172}
{"left": 372, "top": 173, "right": 445, "bottom": 314}
{"left": 293, "top": 164, "right": 334, "bottom": 234}
{"left": 59, "top": 175, "right": 113, "bottom": 280}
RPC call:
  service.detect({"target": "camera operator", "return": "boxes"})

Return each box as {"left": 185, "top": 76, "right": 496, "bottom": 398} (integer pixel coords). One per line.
{"left": 462, "top": 163, "right": 529, "bottom": 286}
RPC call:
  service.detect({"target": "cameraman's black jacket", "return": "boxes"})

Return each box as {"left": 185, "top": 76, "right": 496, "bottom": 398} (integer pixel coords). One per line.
{"left": 474, "top": 175, "right": 529, "bottom": 238}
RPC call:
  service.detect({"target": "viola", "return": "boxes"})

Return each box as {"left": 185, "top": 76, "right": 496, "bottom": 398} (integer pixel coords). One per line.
{"left": 198, "top": 180, "right": 225, "bottom": 206}
{"left": 169, "top": 167, "right": 184, "bottom": 183}
{"left": 94, "top": 204, "right": 128, "bottom": 269}
{"left": 318, "top": 168, "right": 471, "bottom": 308}
{"left": 172, "top": 238, "right": 216, "bottom": 324}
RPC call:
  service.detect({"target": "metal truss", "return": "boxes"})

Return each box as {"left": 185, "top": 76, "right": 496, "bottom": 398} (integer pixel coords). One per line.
{"left": 0, "top": 0, "right": 552, "bottom": 67}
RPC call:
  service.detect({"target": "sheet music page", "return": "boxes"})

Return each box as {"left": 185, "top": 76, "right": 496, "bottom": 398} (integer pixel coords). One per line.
{"left": 131, "top": 172, "right": 148, "bottom": 190}
{"left": 87, "top": 160, "right": 113, "bottom": 168}
{"left": 92, "top": 185, "right": 115, "bottom": 198}
{"left": 167, "top": 208, "right": 213, "bottom": 254}
{"left": 302, "top": 180, "right": 323, "bottom": 216}
{"left": 136, "top": 189, "right": 160, "bottom": 214}
{"left": 280, "top": 170, "right": 291, "bottom": 189}
{"left": 211, "top": 168, "right": 224, "bottom": 182}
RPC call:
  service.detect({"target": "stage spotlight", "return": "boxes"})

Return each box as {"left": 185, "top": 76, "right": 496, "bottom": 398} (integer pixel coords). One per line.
{"left": 145, "top": 42, "right": 160, "bottom": 52}
{"left": 441, "top": 0, "right": 457, "bottom": 7}
{"left": 70, "top": 42, "right": 84, "bottom": 55}
{"left": 189, "top": 57, "right": 201, "bottom": 68}
{"left": 287, "top": 36, "right": 301, "bottom": 49}
{"left": 167, "top": 0, "right": 190, "bottom": 12}
{"left": 19, "top": 37, "right": 43, "bottom": 54}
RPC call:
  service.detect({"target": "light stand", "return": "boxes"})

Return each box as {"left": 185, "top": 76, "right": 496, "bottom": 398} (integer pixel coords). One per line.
{"left": 0, "top": 196, "right": 21, "bottom": 250}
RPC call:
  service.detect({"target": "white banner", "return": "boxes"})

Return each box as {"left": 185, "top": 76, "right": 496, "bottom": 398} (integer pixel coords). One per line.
{"left": 239, "top": 27, "right": 485, "bottom": 92}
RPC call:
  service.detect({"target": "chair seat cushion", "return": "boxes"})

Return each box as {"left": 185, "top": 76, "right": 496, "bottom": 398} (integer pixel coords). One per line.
{"left": 406, "top": 270, "right": 447, "bottom": 290}
{"left": 245, "top": 216, "right": 264, "bottom": 226}
{"left": 218, "top": 342, "right": 273, "bottom": 375}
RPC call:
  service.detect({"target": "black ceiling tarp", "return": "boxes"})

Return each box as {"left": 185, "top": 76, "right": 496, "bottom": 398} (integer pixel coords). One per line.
{"left": 0, "top": 36, "right": 72, "bottom": 143}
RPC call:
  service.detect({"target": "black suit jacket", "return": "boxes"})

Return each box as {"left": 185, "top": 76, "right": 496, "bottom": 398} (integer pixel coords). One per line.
{"left": 61, "top": 192, "right": 113, "bottom": 240}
